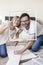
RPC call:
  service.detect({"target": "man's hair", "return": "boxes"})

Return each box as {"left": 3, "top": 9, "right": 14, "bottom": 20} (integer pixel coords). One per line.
{"left": 20, "top": 13, "right": 30, "bottom": 20}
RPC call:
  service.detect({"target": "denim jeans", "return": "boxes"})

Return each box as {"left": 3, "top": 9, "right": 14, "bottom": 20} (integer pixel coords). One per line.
{"left": 30, "top": 35, "right": 43, "bottom": 52}
{"left": 0, "top": 44, "right": 8, "bottom": 57}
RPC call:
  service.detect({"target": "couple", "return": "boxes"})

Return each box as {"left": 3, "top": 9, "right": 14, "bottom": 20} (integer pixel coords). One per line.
{"left": 0, "top": 13, "right": 43, "bottom": 57}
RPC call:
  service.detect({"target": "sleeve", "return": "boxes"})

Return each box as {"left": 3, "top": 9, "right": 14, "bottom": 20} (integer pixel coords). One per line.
{"left": 29, "top": 21, "right": 37, "bottom": 35}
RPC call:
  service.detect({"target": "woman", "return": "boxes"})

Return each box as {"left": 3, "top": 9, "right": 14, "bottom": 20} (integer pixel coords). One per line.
{"left": 9, "top": 16, "right": 22, "bottom": 39}
{"left": 0, "top": 18, "right": 19, "bottom": 58}
{"left": 0, "top": 23, "right": 9, "bottom": 57}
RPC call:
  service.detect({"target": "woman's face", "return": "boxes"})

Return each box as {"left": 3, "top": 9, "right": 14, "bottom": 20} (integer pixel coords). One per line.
{"left": 13, "top": 18, "right": 20, "bottom": 27}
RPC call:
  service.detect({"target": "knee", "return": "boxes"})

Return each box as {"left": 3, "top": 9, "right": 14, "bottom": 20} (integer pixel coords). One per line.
{"left": 1, "top": 52, "right": 8, "bottom": 58}
{"left": 31, "top": 47, "right": 39, "bottom": 52}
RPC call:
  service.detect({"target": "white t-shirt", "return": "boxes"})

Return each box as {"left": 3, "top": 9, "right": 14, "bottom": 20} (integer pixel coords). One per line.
{"left": 19, "top": 20, "right": 43, "bottom": 41}
{"left": 0, "top": 22, "right": 19, "bottom": 45}
{"left": 0, "top": 28, "right": 9, "bottom": 45}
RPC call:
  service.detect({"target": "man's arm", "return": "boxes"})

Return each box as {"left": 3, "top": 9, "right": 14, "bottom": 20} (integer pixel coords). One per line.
{"left": 14, "top": 34, "right": 35, "bottom": 54}
{"left": 21, "top": 34, "right": 35, "bottom": 52}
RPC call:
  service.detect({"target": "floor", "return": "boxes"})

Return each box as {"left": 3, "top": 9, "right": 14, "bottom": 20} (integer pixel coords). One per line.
{"left": 0, "top": 45, "right": 43, "bottom": 65}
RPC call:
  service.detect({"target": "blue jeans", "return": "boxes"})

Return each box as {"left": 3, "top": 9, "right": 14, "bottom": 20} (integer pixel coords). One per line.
{"left": 30, "top": 35, "right": 43, "bottom": 52}
{"left": 0, "top": 44, "right": 8, "bottom": 57}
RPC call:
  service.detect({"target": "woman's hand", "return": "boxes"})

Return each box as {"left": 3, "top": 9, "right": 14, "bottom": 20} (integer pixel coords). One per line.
{"left": 14, "top": 49, "right": 23, "bottom": 54}
{"left": 18, "top": 38, "right": 26, "bottom": 42}
{"left": 14, "top": 41, "right": 18, "bottom": 46}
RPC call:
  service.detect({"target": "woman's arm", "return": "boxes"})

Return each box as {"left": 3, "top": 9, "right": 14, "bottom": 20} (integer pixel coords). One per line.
{"left": 0, "top": 24, "right": 8, "bottom": 34}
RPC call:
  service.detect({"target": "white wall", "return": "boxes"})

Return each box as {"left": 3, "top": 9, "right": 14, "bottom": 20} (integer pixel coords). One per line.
{"left": 0, "top": 0, "right": 43, "bottom": 23}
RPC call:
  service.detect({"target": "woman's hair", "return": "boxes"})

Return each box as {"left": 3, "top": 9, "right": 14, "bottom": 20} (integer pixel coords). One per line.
{"left": 11, "top": 16, "right": 19, "bottom": 22}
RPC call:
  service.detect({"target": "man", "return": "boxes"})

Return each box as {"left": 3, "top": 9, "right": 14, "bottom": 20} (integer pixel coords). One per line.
{"left": 14, "top": 13, "right": 43, "bottom": 54}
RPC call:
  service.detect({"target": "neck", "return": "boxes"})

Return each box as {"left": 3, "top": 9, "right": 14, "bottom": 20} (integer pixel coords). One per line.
{"left": 25, "top": 26, "right": 29, "bottom": 30}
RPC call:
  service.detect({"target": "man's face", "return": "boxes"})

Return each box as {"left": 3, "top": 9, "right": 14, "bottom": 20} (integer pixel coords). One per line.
{"left": 20, "top": 16, "right": 30, "bottom": 28}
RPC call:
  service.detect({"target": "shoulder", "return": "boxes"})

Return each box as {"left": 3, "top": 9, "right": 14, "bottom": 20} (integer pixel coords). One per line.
{"left": 0, "top": 23, "right": 5, "bottom": 28}
{"left": 30, "top": 20, "right": 36, "bottom": 24}
{"left": 30, "top": 20, "right": 37, "bottom": 27}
